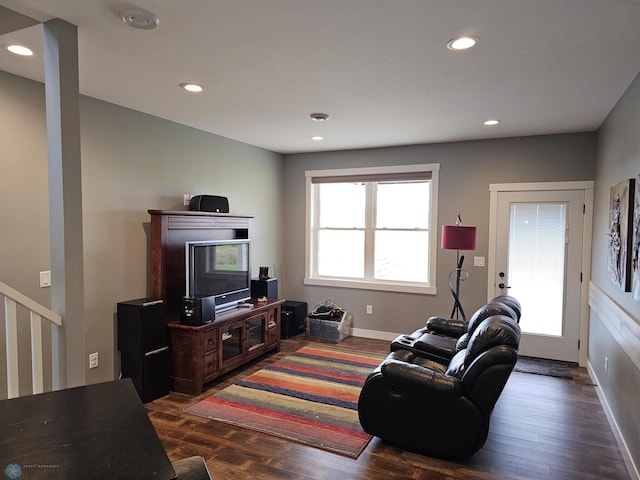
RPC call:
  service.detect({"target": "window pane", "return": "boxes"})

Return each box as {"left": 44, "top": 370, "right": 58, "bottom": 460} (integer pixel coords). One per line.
{"left": 376, "top": 181, "right": 430, "bottom": 229}
{"left": 318, "top": 230, "right": 364, "bottom": 278}
{"left": 508, "top": 203, "right": 566, "bottom": 336}
{"left": 375, "top": 230, "right": 429, "bottom": 282}
{"left": 318, "top": 183, "right": 365, "bottom": 228}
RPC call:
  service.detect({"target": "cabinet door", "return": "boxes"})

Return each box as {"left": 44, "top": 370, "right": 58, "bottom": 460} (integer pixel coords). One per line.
{"left": 219, "top": 321, "right": 245, "bottom": 370}
{"left": 266, "top": 307, "right": 280, "bottom": 347}
{"left": 170, "top": 330, "right": 199, "bottom": 394}
{"left": 246, "top": 313, "right": 266, "bottom": 353}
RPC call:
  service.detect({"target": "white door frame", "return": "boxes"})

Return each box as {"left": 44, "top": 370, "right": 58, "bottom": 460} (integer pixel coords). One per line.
{"left": 488, "top": 181, "right": 594, "bottom": 366}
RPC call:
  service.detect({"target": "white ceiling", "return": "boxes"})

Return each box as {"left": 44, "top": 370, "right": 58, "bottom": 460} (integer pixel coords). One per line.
{"left": 1, "top": 1, "right": 640, "bottom": 154}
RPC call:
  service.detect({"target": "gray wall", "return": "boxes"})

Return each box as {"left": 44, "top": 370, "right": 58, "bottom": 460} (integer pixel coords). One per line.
{"left": 590, "top": 71, "right": 640, "bottom": 471}
{"left": 282, "top": 133, "right": 597, "bottom": 337}
{"left": 0, "top": 70, "right": 284, "bottom": 392}
{"left": 0, "top": 70, "right": 51, "bottom": 395}
{"left": 3, "top": 57, "right": 638, "bottom": 473}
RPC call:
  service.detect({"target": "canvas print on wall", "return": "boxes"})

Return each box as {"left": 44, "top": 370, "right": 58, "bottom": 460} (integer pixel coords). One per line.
{"left": 632, "top": 175, "right": 640, "bottom": 300}
{"left": 607, "top": 178, "right": 635, "bottom": 292}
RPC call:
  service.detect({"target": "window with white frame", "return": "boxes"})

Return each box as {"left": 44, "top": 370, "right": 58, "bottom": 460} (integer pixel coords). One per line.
{"left": 305, "top": 164, "right": 439, "bottom": 294}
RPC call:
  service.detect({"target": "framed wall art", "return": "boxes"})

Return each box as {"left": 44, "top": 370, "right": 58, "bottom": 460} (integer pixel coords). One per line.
{"left": 633, "top": 175, "right": 640, "bottom": 300}
{"left": 607, "top": 178, "right": 635, "bottom": 292}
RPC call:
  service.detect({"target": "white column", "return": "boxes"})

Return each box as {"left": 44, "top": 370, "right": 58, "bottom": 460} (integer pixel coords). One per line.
{"left": 43, "top": 18, "right": 86, "bottom": 390}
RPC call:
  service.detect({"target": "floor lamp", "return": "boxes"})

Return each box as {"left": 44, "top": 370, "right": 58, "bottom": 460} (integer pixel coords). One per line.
{"left": 441, "top": 219, "right": 477, "bottom": 321}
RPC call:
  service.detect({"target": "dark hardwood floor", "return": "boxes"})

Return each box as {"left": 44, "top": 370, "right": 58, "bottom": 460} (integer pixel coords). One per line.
{"left": 146, "top": 335, "right": 631, "bottom": 480}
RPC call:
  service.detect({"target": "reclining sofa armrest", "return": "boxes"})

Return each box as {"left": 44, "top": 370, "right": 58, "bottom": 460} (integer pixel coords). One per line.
{"left": 380, "top": 358, "right": 462, "bottom": 399}
{"left": 425, "top": 316, "right": 467, "bottom": 337}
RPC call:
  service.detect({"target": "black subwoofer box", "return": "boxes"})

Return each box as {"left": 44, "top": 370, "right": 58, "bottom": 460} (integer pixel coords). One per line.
{"left": 281, "top": 300, "right": 308, "bottom": 338}
{"left": 281, "top": 310, "right": 296, "bottom": 339}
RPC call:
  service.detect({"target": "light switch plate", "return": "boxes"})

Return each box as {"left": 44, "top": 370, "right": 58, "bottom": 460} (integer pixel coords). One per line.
{"left": 39, "top": 270, "right": 51, "bottom": 288}
{"left": 473, "top": 256, "right": 485, "bottom": 267}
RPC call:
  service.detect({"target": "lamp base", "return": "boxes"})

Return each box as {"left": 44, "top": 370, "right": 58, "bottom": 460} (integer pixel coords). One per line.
{"left": 448, "top": 254, "right": 469, "bottom": 321}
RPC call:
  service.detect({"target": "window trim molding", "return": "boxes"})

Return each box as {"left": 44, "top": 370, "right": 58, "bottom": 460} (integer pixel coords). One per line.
{"left": 305, "top": 163, "right": 439, "bottom": 294}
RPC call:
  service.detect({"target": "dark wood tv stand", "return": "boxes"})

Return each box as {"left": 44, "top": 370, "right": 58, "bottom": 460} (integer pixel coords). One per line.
{"left": 148, "top": 210, "right": 284, "bottom": 395}
{"left": 168, "top": 298, "right": 284, "bottom": 395}
{"left": 148, "top": 209, "right": 254, "bottom": 322}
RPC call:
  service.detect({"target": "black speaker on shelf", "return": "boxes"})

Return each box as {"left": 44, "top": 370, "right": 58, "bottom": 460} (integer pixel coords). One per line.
{"left": 117, "top": 298, "right": 169, "bottom": 403}
{"left": 181, "top": 296, "right": 216, "bottom": 326}
{"left": 189, "top": 195, "right": 229, "bottom": 213}
{"left": 251, "top": 278, "right": 278, "bottom": 299}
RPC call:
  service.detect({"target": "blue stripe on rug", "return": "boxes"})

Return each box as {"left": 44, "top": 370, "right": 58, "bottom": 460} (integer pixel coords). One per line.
{"left": 236, "top": 380, "right": 358, "bottom": 410}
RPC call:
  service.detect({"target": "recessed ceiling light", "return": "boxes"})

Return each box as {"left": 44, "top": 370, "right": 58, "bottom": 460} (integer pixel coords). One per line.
{"left": 179, "top": 83, "right": 203, "bottom": 93}
{"left": 6, "top": 44, "right": 34, "bottom": 56}
{"left": 446, "top": 36, "right": 478, "bottom": 51}
{"left": 119, "top": 8, "right": 160, "bottom": 30}
{"left": 484, "top": 119, "right": 500, "bottom": 126}
{"left": 311, "top": 136, "right": 324, "bottom": 141}
{"left": 310, "top": 113, "right": 329, "bottom": 122}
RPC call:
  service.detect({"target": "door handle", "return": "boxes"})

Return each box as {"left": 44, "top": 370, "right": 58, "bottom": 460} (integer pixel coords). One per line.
{"left": 498, "top": 272, "right": 510, "bottom": 289}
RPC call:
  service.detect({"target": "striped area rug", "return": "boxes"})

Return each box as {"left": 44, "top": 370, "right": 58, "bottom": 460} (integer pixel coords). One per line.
{"left": 185, "top": 345, "right": 384, "bottom": 458}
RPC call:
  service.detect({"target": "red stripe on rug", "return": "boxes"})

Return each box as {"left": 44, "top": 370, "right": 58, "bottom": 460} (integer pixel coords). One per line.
{"left": 297, "top": 346, "right": 382, "bottom": 366}
{"left": 186, "top": 346, "right": 385, "bottom": 458}
{"left": 272, "top": 362, "right": 366, "bottom": 384}
{"left": 199, "top": 400, "right": 369, "bottom": 454}
{"left": 245, "top": 371, "right": 360, "bottom": 403}
{"left": 201, "top": 396, "right": 370, "bottom": 441}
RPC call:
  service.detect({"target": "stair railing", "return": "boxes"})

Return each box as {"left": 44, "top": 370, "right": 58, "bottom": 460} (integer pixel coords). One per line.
{"left": 1, "top": 280, "right": 62, "bottom": 399}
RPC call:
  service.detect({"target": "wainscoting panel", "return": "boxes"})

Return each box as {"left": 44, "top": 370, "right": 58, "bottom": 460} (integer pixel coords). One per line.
{"left": 589, "top": 282, "right": 640, "bottom": 370}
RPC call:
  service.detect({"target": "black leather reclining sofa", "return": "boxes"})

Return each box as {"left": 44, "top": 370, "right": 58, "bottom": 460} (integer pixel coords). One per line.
{"left": 357, "top": 296, "right": 521, "bottom": 458}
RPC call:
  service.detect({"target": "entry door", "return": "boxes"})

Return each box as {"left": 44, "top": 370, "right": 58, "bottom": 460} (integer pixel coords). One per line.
{"left": 488, "top": 184, "right": 591, "bottom": 363}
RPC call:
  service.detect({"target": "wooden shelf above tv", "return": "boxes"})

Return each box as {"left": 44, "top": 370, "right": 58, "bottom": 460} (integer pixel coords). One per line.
{"left": 148, "top": 210, "right": 255, "bottom": 321}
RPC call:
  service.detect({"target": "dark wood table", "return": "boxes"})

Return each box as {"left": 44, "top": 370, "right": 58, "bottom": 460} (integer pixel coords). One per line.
{"left": 0, "top": 379, "right": 176, "bottom": 479}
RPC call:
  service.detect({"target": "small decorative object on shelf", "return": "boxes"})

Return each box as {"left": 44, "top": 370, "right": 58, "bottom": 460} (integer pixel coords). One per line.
{"left": 259, "top": 266, "right": 270, "bottom": 280}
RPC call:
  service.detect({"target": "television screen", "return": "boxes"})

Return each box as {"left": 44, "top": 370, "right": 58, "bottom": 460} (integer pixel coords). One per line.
{"left": 186, "top": 239, "right": 251, "bottom": 310}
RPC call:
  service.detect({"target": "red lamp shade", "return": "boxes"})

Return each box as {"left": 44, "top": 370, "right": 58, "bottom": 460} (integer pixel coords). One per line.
{"left": 441, "top": 225, "right": 477, "bottom": 251}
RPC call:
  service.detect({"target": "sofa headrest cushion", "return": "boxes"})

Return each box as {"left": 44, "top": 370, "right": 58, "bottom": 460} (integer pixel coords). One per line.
{"left": 467, "top": 302, "right": 517, "bottom": 334}
{"left": 490, "top": 295, "right": 522, "bottom": 321}
{"left": 465, "top": 315, "right": 521, "bottom": 367}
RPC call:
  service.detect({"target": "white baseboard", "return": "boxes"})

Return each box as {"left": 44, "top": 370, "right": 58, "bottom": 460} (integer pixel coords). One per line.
{"left": 350, "top": 327, "right": 400, "bottom": 342}
{"left": 587, "top": 361, "right": 639, "bottom": 480}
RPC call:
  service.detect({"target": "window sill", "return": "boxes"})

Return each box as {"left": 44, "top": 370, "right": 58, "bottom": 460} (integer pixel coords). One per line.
{"left": 304, "top": 277, "right": 437, "bottom": 295}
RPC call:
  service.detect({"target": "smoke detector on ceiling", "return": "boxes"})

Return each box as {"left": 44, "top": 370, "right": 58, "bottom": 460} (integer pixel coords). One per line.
{"left": 119, "top": 8, "right": 160, "bottom": 30}
{"left": 310, "top": 113, "right": 330, "bottom": 122}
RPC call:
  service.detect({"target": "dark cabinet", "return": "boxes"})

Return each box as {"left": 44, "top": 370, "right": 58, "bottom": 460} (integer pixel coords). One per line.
{"left": 168, "top": 299, "right": 283, "bottom": 395}
{"left": 117, "top": 298, "right": 170, "bottom": 403}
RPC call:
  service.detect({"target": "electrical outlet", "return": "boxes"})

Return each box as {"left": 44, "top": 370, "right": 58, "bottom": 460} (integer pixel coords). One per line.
{"left": 89, "top": 352, "right": 99, "bottom": 369}
{"left": 183, "top": 194, "right": 191, "bottom": 206}
{"left": 366, "top": 305, "right": 373, "bottom": 315}
{"left": 604, "top": 356, "right": 608, "bottom": 373}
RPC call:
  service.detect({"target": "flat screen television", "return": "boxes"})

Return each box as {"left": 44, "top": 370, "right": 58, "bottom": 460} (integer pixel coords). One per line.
{"left": 185, "top": 239, "right": 251, "bottom": 311}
